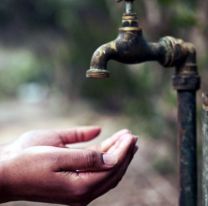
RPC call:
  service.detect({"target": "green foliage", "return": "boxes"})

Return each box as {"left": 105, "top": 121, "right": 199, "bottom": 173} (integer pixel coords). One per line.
{"left": 0, "top": 49, "right": 51, "bottom": 98}
{"left": 171, "top": 3, "right": 197, "bottom": 28}
{"left": 157, "top": 0, "right": 175, "bottom": 6}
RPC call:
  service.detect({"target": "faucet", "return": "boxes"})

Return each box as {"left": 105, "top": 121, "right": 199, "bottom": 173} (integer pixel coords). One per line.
{"left": 86, "top": 0, "right": 199, "bottom": 80}
{"left": 86, "top": 1, "right": 201, "bottom": 206}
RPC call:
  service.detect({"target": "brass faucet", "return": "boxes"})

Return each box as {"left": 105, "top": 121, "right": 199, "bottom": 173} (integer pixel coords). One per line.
{"left": 86, "top": 0, "right": 198, "bottom": 81}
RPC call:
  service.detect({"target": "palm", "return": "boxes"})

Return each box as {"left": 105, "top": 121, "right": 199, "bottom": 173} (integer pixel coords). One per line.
{"left": 11, "top": 127, "right": 129, "bottom": 154}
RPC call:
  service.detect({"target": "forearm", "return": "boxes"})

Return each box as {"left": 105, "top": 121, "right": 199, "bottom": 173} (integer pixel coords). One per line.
{"left": 0, "top": 161, "right": 9, "bottom": 203}
{"left": 0, "top": 144, "right": 14, "bottom": 203}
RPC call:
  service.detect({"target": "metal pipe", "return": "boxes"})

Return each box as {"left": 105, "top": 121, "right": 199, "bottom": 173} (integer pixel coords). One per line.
{"left": 163, "top": 40, "right": 201, "bottom": 205}
{"left": 177, "top": 91, "right": 197, "bottom": 206}
{"left": 172, "top": 43, "right": 200, "bottom": 206}
{"left": 202, "top": 93, "right": 208, "bottom": 206}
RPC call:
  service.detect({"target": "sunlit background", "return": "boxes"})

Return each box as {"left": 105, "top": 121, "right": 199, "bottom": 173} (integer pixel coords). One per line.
{"left": 0, "top": 0, "right": 207, "bottom": 205}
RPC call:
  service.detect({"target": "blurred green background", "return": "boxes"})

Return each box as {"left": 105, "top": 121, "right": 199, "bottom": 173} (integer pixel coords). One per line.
{"left": 0, "top": 0, "right": 207, "bottom": 135}
{"left": 1, "top": 0, "right": 207, "bottom": 129}
{"left": 0, "top": 0, "right": 207, "bottom": 205}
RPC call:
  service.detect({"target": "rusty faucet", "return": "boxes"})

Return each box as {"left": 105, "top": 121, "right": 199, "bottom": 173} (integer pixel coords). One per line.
{"left": 86, "top": 0, "right": 199, "bottom": 81}
{"left": 86, "top": 0, "right": 201, "bottom": 206}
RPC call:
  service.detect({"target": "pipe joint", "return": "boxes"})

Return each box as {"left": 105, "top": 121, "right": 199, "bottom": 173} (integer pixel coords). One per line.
{"left": 172, "top": 75, "right": 200, "bottom": 91}
{"left": 159, "top": 36, "right": 200, "bottom": 91}
{"left": 159, "top": 36, "right": 194, "bottom": 68}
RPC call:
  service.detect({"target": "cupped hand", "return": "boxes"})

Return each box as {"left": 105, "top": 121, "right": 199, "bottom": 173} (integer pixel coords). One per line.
{"left": 0, "top": 127, "right": 138, "bottom": 205}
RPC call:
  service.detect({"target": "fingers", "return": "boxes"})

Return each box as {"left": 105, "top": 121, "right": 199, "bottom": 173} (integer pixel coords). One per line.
{"left": 54, "top": 148, "right": 117, "bottom": 172}
{"left": 75, "top": 134, "right": 137, "bottom": 186}
{"left": 55, "top": 126, "right": 101, "bottom": 145}
{"left": 18, "top": 126, "right": 101, "bottom": 149}
{"left": 101, "top": 129, "right": 130, "bottom": 152}
{"left": 85, "top": 141, "right": 138, "bottom": 201}
{"left": 109, "top": 140, "right": 138, "bottom": 189}
{"left": 102, "top": 132, "right": 137, "bottom": 169}
{"left": 99, "top": 146, "right": 136, "bottom": 195}
{"left": 111, "top": 133, "right": 137, "bottom": 164}
{"left": 88, "top": 129, "right": 130, "bottom": 153}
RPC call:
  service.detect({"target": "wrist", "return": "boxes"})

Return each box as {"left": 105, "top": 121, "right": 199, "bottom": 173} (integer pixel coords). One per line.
{"left": 0, "top": 144, "right": 16, "bottom": 203}
{"left": 0, "top": 161, "right": 10, "bottom": 203}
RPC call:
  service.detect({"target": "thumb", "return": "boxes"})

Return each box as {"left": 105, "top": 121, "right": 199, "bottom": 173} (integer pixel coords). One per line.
{"left": 55, "top": 126, "right": 101, "bottom": 144}
{"left": 55, "top": 149, "right": 117, "bottom": 172}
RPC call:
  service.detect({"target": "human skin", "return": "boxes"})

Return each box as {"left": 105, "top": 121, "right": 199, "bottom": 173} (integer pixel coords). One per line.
{"left": 0, "top": 127, "right": 138, "bottom": 205}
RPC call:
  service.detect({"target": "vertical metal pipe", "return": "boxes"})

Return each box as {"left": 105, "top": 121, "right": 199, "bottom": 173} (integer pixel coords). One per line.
{"left": 177, "top": 91, "right": 197, "bottom": 206}
{"left": 202, "top": 93, "right": 208, "bottom": 206}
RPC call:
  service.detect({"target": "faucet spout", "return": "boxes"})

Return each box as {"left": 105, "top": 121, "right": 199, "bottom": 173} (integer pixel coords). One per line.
{"left": 86, "top": 41, "right": 117, "bottom": 79}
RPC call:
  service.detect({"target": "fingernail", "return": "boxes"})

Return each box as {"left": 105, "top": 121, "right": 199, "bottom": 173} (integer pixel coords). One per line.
{"left": 103, "top": 153, "right": 117, "bottom": 165}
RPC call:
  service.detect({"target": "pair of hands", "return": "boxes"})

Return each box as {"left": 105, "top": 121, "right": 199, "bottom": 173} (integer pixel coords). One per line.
{"left": 0, "top": 127, "right": 138, "bottom": 205}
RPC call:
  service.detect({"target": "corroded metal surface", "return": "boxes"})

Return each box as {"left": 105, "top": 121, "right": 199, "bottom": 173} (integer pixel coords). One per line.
{"left": 86, "top": 12, "right": 161, "bottom": 79}
{"left": 203, "top": 93, "right": 208, "bottom": 206}
{"left": 172, "top": 75, "right": 200, "bottom": 91}
{"left": 171, "top": 36, "right": 200, "bottom": 206}
{"left": 86, "top": 68, "right": 110, "bottom": 79}
{"left": 86, "top": 12, "right": 198, "bottom": 80}
{"left": 172, "top": 37, "right": 200, "bottom": 206}
{"left": 177, "top": 91, "right": 197, "bottom": 206}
